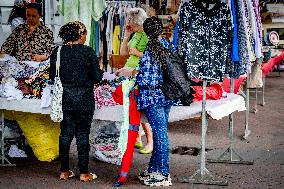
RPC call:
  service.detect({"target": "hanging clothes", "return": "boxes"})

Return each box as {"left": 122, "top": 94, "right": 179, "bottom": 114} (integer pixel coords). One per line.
{"left": 243, "top": 0, "right": 256, "bottom": 62}
{"left": 112, "top": 9, "right": 121, "bottom": 55}
{"left": 252, "top": 0, "right": 263, "bottom": 59}
{"left": 229, "top": 0, "right": 247, "bottom": 79}
{"left": 247, "top": 61, "right": 263, "bottom": 88}
{"left": 171, "top": 18, "right": 179, "bottom": 48}
{"left": 58, "top": 0, "right": 106, "bottom": 45}
{"left": 235, "top": 0, "right": 251, "bottom": 75}
{"left": 92, "top": 0, "right": 107, "bottom": 22}
{"left": 178, "top": 0, "right": 233, "bottom": 82}
{"left": 231, "top": 0, "right": 239, "bottom": 62}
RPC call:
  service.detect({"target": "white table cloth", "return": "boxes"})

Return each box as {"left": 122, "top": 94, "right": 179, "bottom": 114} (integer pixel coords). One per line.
{"left": 0, "top": 93, "right": 246, "bottom": 122}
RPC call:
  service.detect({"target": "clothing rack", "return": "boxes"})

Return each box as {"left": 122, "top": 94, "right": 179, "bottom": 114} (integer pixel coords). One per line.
{"left": 178, "top": 78, "right": 254, "bottom": 186}
{"left": 207, "top": 78, "right": 253, "bottom": 165}
{"left": 179, "top": 80, "right": 228, "bottom": 186}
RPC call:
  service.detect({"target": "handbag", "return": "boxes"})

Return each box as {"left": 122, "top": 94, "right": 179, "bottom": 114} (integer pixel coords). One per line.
{"left": 50, "top": 46, "right": 63, "bottom": 122}
{"left": 161, "top": 50, "right": 194, "bottom": 105}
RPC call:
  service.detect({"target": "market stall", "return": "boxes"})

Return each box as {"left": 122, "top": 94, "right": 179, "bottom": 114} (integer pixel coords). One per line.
{"left": 0, "top": 0, "right": 279, "bottom": 187}
{"left": 0, "top": 92, "right": 246, "bottom": 164}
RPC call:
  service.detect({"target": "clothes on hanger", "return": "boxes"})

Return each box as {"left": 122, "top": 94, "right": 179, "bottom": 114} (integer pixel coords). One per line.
{"left": 178, "top": 0, "right": 233, "bottom": 82}
{"left": 176, "top": 0, "right": 263, "bottom": 79}
{"left": 58, "top": 0, "right": 106, "bottom": 45}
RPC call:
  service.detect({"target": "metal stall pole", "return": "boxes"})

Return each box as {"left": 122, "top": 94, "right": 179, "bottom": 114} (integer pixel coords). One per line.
{"left": 243, "top": 80, "right": 251, "bottom": 139}
{"left": 145, "top": 0, "right": 150, "bottom": 16}
{"left": 179, "top": 81, "right": 227, "bottom": 186}
{"left": 261, "top": 77, "right": 265, "bottom": 106}
{"left": 0, "top": 110, "right": 15, "bottom": 166}
{"left": 251, "top": 88, "right": 258, "bottom": 113}
{"left": 238, "top": 79, "right": 251, "bottom": 139}
{"left": 208, "top": 79, "right": 253, "bottom": 165}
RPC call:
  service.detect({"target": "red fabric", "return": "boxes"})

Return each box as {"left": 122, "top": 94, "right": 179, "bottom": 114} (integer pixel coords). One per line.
{"left": 129, "top": 89, "right": 141, "bottom": 125}
{"left": 262, "top": 51, "right": 284, "bottom": 76}
{"left": 116, "top": 89, "right": 141, "bottom": 183}
{"left": 222, "top": 76, "right": 247, "bottom": 94}
{"left": 112, "top": 84, "right": 123, "bottom": 105}
{"left": 193, "top": 83, "right": 223, "bottom": 101}
{"left": 118, "top": 130, "right": 138, "bottom": 182}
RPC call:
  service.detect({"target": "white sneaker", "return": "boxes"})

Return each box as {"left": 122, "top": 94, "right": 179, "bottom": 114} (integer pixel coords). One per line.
{"left": 143, "top": 172, "right": 172, "bottom": 187}
{"left": 138, "top": 170, "right": 151, "bottom": 181}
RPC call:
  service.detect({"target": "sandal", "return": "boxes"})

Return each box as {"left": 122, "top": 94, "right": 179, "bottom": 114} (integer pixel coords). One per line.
{"left": 134, "top": 141, "right": 143, "bottom": 149}
{"left": 59, "top": 170, "right": 75, "bottom": 180}
{"left": 80, "top": 173, "right": 97, "bottom": 182}
{"left": 139, "top": 144, "right": 153, "bottom": 154}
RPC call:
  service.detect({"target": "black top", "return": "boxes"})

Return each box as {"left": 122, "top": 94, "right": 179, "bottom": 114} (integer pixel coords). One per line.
{"left": 178, "top": 0, "right": 233, "bottom": 82}
{"left": 50, "top": 44, "right": 103, "bottom": 111}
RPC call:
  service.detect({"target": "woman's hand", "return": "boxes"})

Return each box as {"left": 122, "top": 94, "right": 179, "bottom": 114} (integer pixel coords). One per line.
{"left": 0, "top": 52, "right": 6, "bottom": 58}
{"left": 125, "top": 24, "right": 134, "bottom": 39}
{"left": 31, "top": 54, "right": 48, "bottom": 62}
{"left": 129, "top": 48, "right": 143, "bottom": 57}
{"left": 131, "top": 69, "right": 139, "bottom": 78}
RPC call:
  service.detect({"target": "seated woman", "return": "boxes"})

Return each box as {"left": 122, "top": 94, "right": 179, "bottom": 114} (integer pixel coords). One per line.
{"left": 0, "top": 3, "right": 54, "bottom": 62}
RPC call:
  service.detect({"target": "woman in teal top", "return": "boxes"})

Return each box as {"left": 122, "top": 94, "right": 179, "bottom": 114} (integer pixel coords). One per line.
{"left": 117, "top": 7, "right": 153, "bottom": 155}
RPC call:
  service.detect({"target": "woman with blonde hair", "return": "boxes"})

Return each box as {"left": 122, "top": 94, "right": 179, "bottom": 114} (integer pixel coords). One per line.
{"left": 117, "top": 7, "right": 153, "bottom": 154}
{"left": 113, "top": 7, "right": 153, "bottom": 187}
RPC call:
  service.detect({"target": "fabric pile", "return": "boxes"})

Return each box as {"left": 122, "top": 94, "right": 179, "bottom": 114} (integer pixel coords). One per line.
{"left": 26, "top": 60, "right": 51, "bottom": 98}
{"left": 94, "top": 76, "right": 125, "bottom": 109}
{"left": 0, "top": 56, "right": 51, "bottom": 99}
{"left": 0, "top": 77, "right": 23, "bottom": 100}
{"left": 94, "top": 84, "right": 119, "bottom": 109}
{"left": 192, "top": 83, "right": 224, "bottom": 101}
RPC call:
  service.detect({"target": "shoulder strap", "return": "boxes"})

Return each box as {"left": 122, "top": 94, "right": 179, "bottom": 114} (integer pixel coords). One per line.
{"left": 56, "top": 46, "right": 62, "bottom": 77}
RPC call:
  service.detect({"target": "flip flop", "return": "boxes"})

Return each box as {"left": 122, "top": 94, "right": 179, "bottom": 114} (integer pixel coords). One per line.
{"left": 80, "top": 173, "right": 98, "bottom": 182}
{"left": 134, "top": 142, "right": 143, "bottom": 149}
{"left": 59, "top": 170, "right": 75, "bottom": 180}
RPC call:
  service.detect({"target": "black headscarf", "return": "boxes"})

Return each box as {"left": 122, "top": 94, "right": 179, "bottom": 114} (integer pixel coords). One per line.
{"left": 143, "top": 17, "right": 170, "bottom": 67}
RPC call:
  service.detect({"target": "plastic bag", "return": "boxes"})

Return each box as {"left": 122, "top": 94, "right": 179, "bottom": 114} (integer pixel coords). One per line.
{"left": 91, "top": 121, "right": 122, "bottom": 165}
{"left": 5, "top": 110, "right": 60, "bottom": 162}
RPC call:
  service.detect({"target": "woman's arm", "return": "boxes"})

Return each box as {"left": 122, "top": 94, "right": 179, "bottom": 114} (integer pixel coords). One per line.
{"left": 120, "top": 25, "right": 133, "bottom": 55}
{"left": 120, "top": 36, "right": 130, "bottom": 55}
{"left": 129, "top": 47, "right": 143, "bottom": 57}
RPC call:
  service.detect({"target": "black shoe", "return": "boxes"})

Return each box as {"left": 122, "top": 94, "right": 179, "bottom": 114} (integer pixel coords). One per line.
{"left": 112, "top": 181, "right": 124, "bottom": 187}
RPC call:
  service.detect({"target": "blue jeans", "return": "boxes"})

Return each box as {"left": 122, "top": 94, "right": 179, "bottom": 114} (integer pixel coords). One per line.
{"left": 144, "top": 103, "right": 172, "bottom": 176}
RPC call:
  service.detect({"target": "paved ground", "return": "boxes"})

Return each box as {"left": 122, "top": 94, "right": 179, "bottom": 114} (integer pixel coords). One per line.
{"left": 0, "top": 73, "right": 283, "bottom": 189}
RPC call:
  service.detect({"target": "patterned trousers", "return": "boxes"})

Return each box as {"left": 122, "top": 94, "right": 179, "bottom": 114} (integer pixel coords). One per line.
{"left": 144, "top": 103, "right": 172, "bottom": 176}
